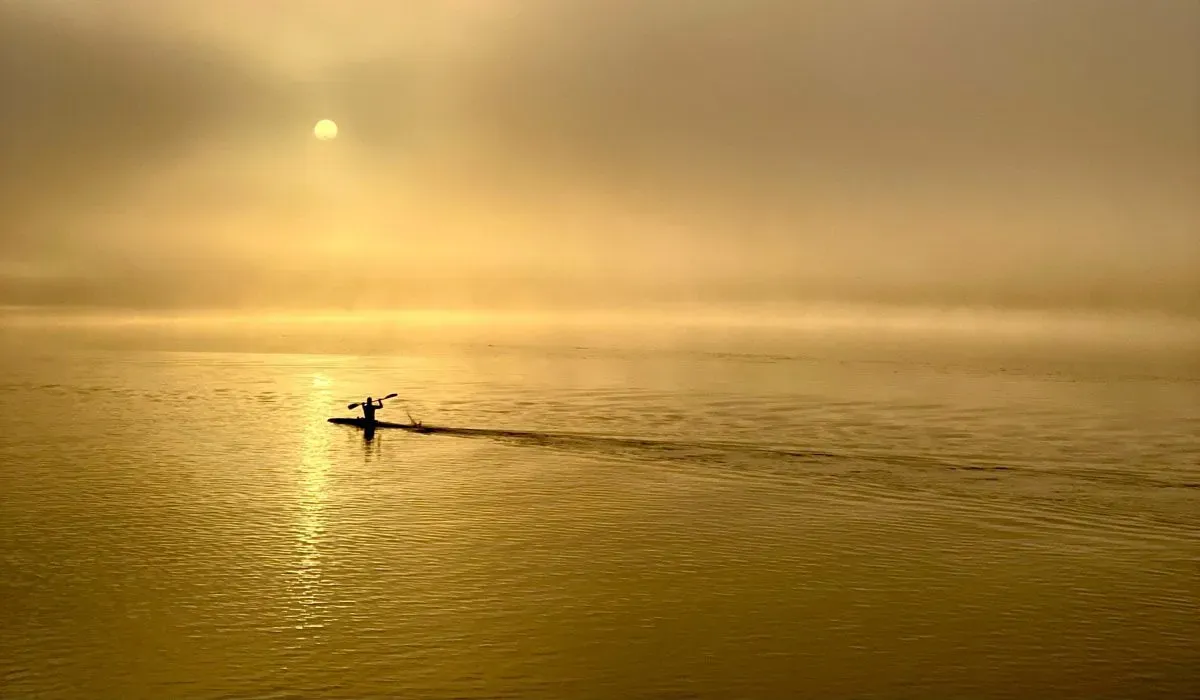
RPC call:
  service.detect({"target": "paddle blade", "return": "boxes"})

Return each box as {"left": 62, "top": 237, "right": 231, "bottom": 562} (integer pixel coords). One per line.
{"left": 383, "top": 393, "right": 398, "bottom": 400}
{"left": 347, "top": 403, "right": 359, "bottom": 410}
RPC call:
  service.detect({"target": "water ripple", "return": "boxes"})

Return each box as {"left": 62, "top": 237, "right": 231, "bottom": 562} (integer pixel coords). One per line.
{"left": 1, "top": 339, "right": 1196, "bottom": 699}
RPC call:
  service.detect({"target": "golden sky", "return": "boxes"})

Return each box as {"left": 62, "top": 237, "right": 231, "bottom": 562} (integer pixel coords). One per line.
{"left": 1, "top": 0, "right": 1196, "bottom": 314}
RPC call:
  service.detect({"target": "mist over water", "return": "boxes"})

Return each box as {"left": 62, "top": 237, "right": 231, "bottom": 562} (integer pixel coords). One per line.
{"left": 2, "top": 2, "right": 1198, "bottom": 697}
{"left": 1, "top": 0, "right": 1197, "bottom": 315}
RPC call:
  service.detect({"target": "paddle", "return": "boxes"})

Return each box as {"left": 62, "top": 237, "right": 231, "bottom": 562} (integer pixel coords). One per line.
{"left": 347, "top": 393, "right": 398, "bottom": 410}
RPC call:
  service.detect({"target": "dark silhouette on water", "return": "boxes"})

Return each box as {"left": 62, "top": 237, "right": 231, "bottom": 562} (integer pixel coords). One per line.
{"left": 345, "top": 392, "right": 399, "bottom": 428}
{"left": 335, "top": 393, "right": 420, "bottom": 441}
{"left": 328, "top": 416, "right": 433, "bottom": 433}
{"left": 365, "top": 396, "right": 379, "bottom": 422}
{"left": 361, "top": 395, "right": 384, "bottom": 423}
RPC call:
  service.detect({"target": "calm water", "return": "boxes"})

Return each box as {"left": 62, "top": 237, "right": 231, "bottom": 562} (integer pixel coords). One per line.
{"left": 1, "top": 320, "right": 1198, "bottom": 699}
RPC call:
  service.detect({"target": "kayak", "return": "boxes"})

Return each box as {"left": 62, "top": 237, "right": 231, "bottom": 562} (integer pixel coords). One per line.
{"left": 327, "top": 417, "right": 432, "bottom": 433}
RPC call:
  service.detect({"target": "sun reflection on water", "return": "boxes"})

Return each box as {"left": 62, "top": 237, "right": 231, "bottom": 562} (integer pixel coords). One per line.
{"left": 290, "top": 372, "right": 333, "bottom": 633}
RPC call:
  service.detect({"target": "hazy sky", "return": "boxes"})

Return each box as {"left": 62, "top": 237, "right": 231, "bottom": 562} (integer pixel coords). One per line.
{"left": 1, "top": 0, "right": 1196, "bottom": 314}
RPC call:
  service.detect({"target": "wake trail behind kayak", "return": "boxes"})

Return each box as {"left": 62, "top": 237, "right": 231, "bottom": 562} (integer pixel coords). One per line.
{"left": 332, "top": 418, "right": 908, "bottom": 471}
{"left": 392, "top": 423, "right": 1192, "bottom": 548}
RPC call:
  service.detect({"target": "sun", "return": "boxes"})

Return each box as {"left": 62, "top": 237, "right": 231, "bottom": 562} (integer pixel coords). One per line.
{"left": 313, "top": 119, "right": 338, "bottom": 141}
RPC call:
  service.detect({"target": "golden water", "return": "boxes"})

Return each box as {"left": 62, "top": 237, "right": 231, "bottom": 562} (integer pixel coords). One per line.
{"left": 1, "top": 322, "right": 1196, "bottom": 698}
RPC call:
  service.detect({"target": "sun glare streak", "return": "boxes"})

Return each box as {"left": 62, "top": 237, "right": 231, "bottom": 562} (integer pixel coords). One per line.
{"left": 289, "top": 372, "right": 334, "bottom": 633}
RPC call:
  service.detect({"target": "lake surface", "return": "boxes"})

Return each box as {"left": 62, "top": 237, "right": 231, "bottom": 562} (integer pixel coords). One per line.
{"left": 1, "top": 318, "right": 1197, "bottom": 699}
